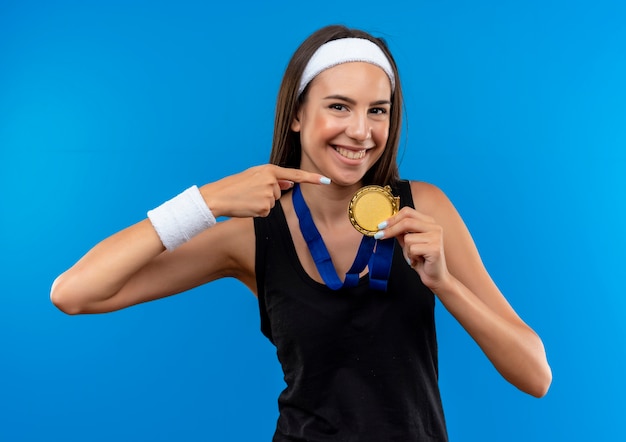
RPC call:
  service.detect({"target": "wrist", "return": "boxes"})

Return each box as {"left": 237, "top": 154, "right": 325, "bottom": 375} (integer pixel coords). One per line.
{"left": 198, "top": 183, "right": 224, "bottom": 219}
{"left": 147, "top": 185, "right": 216, "bottom": 251}
{"left": 426, "top": 271, "right": 457, "bottom": 298}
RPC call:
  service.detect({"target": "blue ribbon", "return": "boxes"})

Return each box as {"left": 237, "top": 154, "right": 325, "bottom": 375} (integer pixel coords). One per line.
{"left": 292, "top": 184, "right": 394, "bottom": 291}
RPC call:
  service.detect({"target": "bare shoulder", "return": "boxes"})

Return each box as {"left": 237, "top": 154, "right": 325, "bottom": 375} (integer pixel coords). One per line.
{"left": 408, "top": 180, "right": 458, "bottom": 219}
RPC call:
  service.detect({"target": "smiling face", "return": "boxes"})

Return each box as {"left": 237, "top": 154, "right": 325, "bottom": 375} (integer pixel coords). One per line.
{"left": 291, "top": 62, "right": 392, "bottom": 187}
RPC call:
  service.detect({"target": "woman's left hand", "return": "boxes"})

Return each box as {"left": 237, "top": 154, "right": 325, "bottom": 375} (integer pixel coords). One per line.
{"left": 377, "top": 206, "right": 451, "bottom": 292}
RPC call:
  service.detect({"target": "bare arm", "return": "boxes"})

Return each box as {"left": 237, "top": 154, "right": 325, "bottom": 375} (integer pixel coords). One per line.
{"left": 50, "top": 217, "right": 256, "bottom": 314}
{"left": 51, "top": 165, "right": 329, "bottom": 314}
{"left": 378, "top": 181, "right": 552, "bottom": 397}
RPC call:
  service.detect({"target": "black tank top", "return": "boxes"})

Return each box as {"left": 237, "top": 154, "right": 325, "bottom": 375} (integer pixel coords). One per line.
{"left": 254, "top": 180, "right": 448, "bottom": 441}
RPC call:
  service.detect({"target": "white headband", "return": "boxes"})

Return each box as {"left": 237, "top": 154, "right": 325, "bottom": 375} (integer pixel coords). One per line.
{"left": 298, "top": 38, "right": 396, "bottom": 96}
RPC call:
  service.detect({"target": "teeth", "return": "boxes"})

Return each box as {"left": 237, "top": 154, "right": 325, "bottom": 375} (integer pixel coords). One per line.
{"left": 335, "top": 146, "right": 366, "bottom": 160}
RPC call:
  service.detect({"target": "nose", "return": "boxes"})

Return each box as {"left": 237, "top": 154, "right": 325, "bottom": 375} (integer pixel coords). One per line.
{"left": 345, "top": 112, "right": 372, "bottom": 142}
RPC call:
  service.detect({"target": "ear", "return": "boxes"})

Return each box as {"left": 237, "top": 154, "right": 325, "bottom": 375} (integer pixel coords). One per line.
{"left": 291, "top": 109, "right": 302, "bottom": 132}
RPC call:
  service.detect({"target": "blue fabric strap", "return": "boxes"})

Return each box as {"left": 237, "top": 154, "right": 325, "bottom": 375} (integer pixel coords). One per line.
{"left": 343, "top": 234, "right": 376, "bottom": 287}
{"left": 292, "top": 184, "right": 394, "bottom": 291}
{"left": 368, "top": 237, "right": 395, "bottom": 291}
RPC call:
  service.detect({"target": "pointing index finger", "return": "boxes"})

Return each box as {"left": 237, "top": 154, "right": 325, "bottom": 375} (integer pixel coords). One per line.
{"left": 273, "top": 166, "right": 331, "bottom": 185}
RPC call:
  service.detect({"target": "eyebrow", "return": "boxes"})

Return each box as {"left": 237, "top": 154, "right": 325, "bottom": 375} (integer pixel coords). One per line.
{"left": 323, "top": 94, "right": 391, "bottom": 106}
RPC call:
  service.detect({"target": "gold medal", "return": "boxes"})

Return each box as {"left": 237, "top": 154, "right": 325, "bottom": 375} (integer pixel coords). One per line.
{"left": 348, "top": 185, "right": 400, "bottom": 236}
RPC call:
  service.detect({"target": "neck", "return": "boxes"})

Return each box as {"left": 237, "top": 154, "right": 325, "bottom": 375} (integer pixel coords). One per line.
{"left": 298, "top": 182, "right": 362, "bottom": 227}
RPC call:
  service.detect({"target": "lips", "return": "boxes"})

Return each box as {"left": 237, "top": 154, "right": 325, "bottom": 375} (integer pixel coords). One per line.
{"left": 334, "top": 145, "right": 367, "bottom": 160}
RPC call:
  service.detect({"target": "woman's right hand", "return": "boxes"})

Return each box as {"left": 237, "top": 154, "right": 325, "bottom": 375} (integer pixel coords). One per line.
{"left": 200, "top": 165, "right": 330, "bottom": 218}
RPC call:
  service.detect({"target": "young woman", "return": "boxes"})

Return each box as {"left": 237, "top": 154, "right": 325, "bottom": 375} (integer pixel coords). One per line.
{"left": 51, "top": 25, "right": 551, "bottom": 441}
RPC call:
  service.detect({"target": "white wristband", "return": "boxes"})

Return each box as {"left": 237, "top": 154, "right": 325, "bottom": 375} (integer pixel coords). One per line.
{"left": 147, "top": 185, "right": 216, "bottom": 251}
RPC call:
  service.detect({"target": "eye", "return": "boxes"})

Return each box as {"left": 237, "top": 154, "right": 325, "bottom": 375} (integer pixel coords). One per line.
{"left": 329, "top": 103, "right": 348, "bottom": 111}
{"left": 370, "top": 107, "right": 388, "bottom": 115}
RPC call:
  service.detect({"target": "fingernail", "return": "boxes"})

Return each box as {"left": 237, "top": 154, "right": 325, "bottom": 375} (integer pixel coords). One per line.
{"left": 319, "top": 176, "right": 331, "bottom": 185}
{"left": 406, "top": 257, "right": 412, "bottom": 266}
{"left": 374, "top": 231, "right": 385, "bottom": 240}
{"left": 377, "top": 220, "right": 388, "bottom": 229}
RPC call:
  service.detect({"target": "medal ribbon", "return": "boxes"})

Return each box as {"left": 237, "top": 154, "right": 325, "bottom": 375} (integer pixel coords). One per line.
{"left": 292, "top": 184, "right": 394, "bottom": 291}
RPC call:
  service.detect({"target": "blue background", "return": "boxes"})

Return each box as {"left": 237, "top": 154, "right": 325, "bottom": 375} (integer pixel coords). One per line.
{"left": 1, "top": 0, "right": 625, "bottom": 440}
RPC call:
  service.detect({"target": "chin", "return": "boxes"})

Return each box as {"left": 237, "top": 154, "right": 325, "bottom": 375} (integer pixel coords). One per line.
{"left": 328, "top": 172, "right": 369, "bottom": 188}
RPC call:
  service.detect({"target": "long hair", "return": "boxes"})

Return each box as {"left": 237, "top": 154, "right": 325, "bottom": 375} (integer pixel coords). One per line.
{"left": 269, "top": 25, "right": 403, "bottom": 186}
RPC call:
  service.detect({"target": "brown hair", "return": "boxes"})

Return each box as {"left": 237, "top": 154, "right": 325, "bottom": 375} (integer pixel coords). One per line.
{"left": 269, "top": 25, "right": 403, "bottom": 186}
